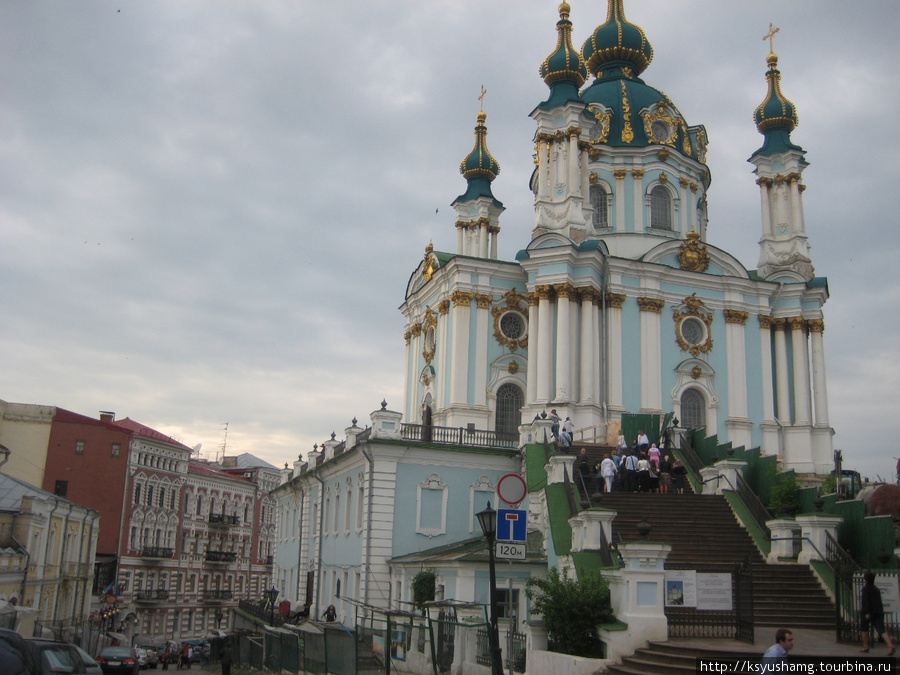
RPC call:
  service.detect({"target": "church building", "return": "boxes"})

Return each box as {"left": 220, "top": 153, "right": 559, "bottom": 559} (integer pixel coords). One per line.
{"left": 402, "top": 0, "right": 832, "bottom": 475}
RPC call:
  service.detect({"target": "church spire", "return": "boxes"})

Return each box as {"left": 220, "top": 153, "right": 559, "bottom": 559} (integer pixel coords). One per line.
{"left": 582, "top": 0, "right": 653, "bottom": 78}
{"left": 539, "top": 3, "right": 587, "bottom": 108}
{"left": 452, "top": 95, "right": 504, "bottom": 259}
{"left": 749, "top": 25, "right": 813, "bottom": 281}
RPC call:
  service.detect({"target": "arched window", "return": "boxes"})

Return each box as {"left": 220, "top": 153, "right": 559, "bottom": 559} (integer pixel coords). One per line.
{"left": 495, "top": 383, "right": 524, "bottom": 439}
{"left": 680, "top": 388, "right": 706, "bottom": 430}
{"left": 590, "top": 184, "right": 608, "bottom": 229}
{"left": 650, "top": 185, "right": 672, "bottom": 230}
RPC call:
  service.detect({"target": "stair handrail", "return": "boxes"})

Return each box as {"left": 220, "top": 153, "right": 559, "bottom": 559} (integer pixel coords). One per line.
{"left": 704, "top": 472, "right": 772, "bottom": 542}
{"left": 768, "top": 535, "right": 836, "bottom": 574}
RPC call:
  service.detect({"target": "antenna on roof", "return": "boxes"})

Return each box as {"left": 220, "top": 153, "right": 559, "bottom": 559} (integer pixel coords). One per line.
{"left": 192, "top": 443, "right": 202, "bottom": 457}
{"left": 219, "top": 422, "right": 229, "bottom": 463}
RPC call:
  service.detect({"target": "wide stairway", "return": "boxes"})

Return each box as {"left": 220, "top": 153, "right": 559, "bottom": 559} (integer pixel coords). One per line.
{"left": 569, "top": 473, "right": 836, "bottom": 631}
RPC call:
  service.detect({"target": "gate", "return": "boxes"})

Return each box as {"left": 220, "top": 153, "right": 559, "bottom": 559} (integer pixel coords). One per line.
{"left": 664, "top": 559, "right": 754, "bottom": 643}
{"left": 432, "top": 608, "right": 456, "bottom": 675}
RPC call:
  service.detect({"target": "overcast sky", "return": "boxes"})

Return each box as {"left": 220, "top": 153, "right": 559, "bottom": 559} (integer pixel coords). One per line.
{"left": 2, "top": 1, "right": 898, "bottom": 481}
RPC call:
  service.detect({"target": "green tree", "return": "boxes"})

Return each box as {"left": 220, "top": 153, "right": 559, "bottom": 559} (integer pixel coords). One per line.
{"left": 411, "top": 570, "right": 436, "bottom": 611}
{"left": 525, "top": 567, "right": 613, "bottom": 657}
{"left": 768, "top": 471, "right": 801, "bottom": 517}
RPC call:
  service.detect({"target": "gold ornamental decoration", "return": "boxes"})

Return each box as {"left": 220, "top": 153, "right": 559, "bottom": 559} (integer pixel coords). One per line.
{"left": 620, "top": 81, "right": 634, "bottom": 143}
{"left": 723, "top": 309, "right": 749, "bottom": 325}
{"left": 673, "top": 294, "right": 714, "bottom": 357}
{"left": 677, "top": 230, "right": 710, "bottom": 273}
{"left": 642, "top": 102, "right": 678, "bottom": 147}
{"left": 492, "top": 289, "right": 529, "bottom": 352}
{"left": 423, "top": 242, "right": 437, "bottom": 282}
{"left": 637, "top": 297, "right": 665, "bottom": 313}
{"left": 421, "top": 306, "right": 438, "bottom": 364}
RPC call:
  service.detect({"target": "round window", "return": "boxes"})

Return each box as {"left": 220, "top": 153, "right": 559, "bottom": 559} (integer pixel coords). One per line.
{"left": 500, "top": 312, "right": 526, "bottom": 340}
{"left": 651, "top": 120, "right": 670, "bottom": 142}
{"left": 680, "top": 317, "right": 705, "bottom": 345}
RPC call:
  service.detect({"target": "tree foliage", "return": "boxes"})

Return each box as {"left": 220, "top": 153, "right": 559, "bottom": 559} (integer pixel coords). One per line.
{"left": 525, "top": 567, "right": 613, "bottom": 657}
{"left": 411, "top": 569, "right": 436, "bottom": 609}
{"left": 768, "top": 471, "right": 801, "bottom": 517}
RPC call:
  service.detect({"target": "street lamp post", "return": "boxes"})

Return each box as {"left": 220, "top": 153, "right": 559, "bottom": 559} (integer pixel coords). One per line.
{"left": 476, "top": 502, "right": 504, "bottom": 675}
{"left": 264, "top": 586, "right": 279, "bottom": 626}
{"left": 214, "top": 610, "right": 223, "bottom": 630}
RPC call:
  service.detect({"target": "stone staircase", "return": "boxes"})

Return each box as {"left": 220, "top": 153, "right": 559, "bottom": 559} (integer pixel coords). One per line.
{"left": 589, "top": 491, "right": 836, "bottom": 630}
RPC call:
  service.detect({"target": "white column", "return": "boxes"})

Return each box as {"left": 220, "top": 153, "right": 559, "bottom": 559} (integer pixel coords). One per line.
{"left": 789, "top": 175, "right": 805, "bottom": 235}
{"left": 757, "top": 178, "right": 773, "bottom": 237}
{"left": 489, "top": 225, "right": 499, "bottom": 260}
{"left": 614, "top": 169, "right": 627, "bottom": 233}
{"left": 555, "top": 284, "right": 573, "bottom": 402}
{"left": 689, "top": 185, "right": 698, "bottom": 233}
{"left": 473, "top": 294, "right": 491, "bottom": 408}
{"left": 580, "top": 147, "right": 590, "bottom": 205}
{"left": 437, "top": 301, "right": 450, "bottom": 411}
{"left": 809, "top": 320, "right": 829, "bottom": 426}
{"left": 759, "top": 316, "right": 775, "bottom": 423}
{"left": 631, "top": 170, "right": 645, "bottom": 232}
{"left": 789, "top": 317, "right": 812, "bottom": 426}
{"left": 773, "top": 319, "right": 791, "bottom": 423}
{"left": 536, "top": 139, "right": 549, "bottom": 201}
{"left": 607, "top": 294, "right": 625, "bottom": 410}
{"left": 579, "top": 289, "right": 596, "bottom": 404}
{"left": 478, "top": 222, "right": 489, "bottom": 259}
{"left": 403, "top": 328, "right": 413, "bottom": 422}
{"left": 456, "top": 222, "right": 465, "bottom": 255}
{"left": 679, "top": 178, "right": 690, "bottom": 234}
{"left": 638, "top": 297, "right": 664, "bottom": 411}
{"left": 536, "top": 286, "right": 554, "bottom": 403}
{"left": 725, "top": 311, "right": 749, "bottom": 419}
{"left": 568, "top": 132, "right": 581, "bottom": 197}
{"left": 774, "top": 178, "right": 788, "bottom": 231}
{"left": 526, "top": 293, "right": 539, "bottom": 406}
{"left": 449, "top": 292, "right": 473, "bottom": 406}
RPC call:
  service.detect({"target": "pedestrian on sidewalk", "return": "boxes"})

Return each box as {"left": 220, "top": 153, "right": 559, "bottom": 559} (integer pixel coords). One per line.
{"left": 220, "top": 641, "right": 233, "bottom": 675}
{"left": 861, "top": 571, "right": 896, "bottom": 655}
{"left": 761, "top": 628, "right": 794, "bottom": 666}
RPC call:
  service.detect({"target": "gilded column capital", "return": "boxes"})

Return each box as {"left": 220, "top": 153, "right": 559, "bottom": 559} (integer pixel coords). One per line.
{"left": 455, "top": 220, "right": 470, "bottom": 230}
{"left": 450, "top": 291, "right": 474, "bottom": 307}
{"left": 631, "top": 169, "right": 645, "bottom": 179}
{"left": 477, "top": 217, "right": 491, "bottom": 228}
{"left": 756, "top": 177, "right": 773, "bottom": 187}
{"left": 690, "top": 182, "right": 699, "bottom": 193}
{"left": 488, "top": 225, "right": 500, "bottom": 234}
{"left": 606, "top": 292, "right": 626, "bottom": 308}
{"left": 771, "top": 317, "right": 787, "bottom": 331}
{"left": 637, "top": 297, "right": 665, "bottom": 313}
{"left": 438, "top": 300, "right": 450, "bottom": 315}
{"left": 526, "top": 292, "right": 540, "bottom": 307}
{"left": 786, "top": 172, "right": 802, "bottom": 184}
{"left": 410, "top": 322, "right": 423, "bottom": 337}
{"left": 808, "top": 318, "right": 825, "bottom": 333}
{"left": 774, "top": 175, "right": 785, "bottom": 186}
{"left": 554, "top": 283, "right": 576, "bottom": 299}
{"left": 566, "top": 126, "right": 582, "bottom": 138}
{"left": 578, "top": 287, "right": 602, "bottom": 305}
{"left": 577, "top": 140, "right": 591, "bottom": 152}
{"left": 613, "top": 168, "right": 628, "bottom": 179}
{"left": 679, "top": 177, "right": 691, "bottom": 188}
{"left": 404, "top": 330, "right": 412, "bottom": 345}
{"left": 475, "top": 293, "right": 493, "bottom": 309}
{"left": 535, "top": 285, "right": 554, "bottom": 300}
{"left": 723, "top": 309, "right": 749, "bottom": 325}
{"left": 798, "top": 184, "right": 807, "bottom": 193}
{"left": 788, "top": 316, "right": 807, "bottom": 332}
{"left": 758, "top": 314, "right": 773, "bottom": 329}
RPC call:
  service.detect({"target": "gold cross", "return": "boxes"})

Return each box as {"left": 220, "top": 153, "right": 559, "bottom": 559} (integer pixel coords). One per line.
{"left": 763, "top": 23, "right": 780, "bottom": 54}
{"left": 478, "top": 85, "right": 487, "bottom": 112}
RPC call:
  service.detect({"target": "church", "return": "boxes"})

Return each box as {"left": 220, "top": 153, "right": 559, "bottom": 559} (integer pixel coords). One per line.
{"left": 401, "top": 0, "right": 832, "bottom": 476}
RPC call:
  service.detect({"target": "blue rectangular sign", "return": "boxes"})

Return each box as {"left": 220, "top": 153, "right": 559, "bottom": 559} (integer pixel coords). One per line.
{"left": 496, "top": 509, "right": 527, "bottom": 543}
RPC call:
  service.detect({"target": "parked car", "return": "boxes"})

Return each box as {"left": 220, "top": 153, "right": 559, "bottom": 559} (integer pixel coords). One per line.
{"left": 75, "top": 645, "right": 103, "bottom": 675}
{"left": 0, "top": 627, "right": 40, "bottom": 675}
{"left": 134, "top": 647, "right": 148, "bottom": 669}
{"left": 24, "top": 638, "right": 88, "bottom": 675}
{"left": 95, "top": 646, "right": 140, "bottom": 675}
{"left": 134, "top": 644, "right": 158, "bottom": 669}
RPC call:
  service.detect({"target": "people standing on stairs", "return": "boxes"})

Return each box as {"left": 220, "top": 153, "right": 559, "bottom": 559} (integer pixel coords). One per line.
{"left": 860, "top": 571, "right": 896, "bottom": 655}
{"left": 562, "top": 416, "right": 574, "bottom": 444}
{"left": 624, "top": 451, "right": 639, "bottom": 493}
{"left": 575, "top": 447, "right": 590, "bottom": 479}
{"left": 557, "top": 429, "right": 571, "bottom": 453}
{"left": 548, "top": 409, "right": 561, "bottom": 439}
{"left": 671, "top": 458, "right": 687, "bottom": 494}
{"left": 658, "top": 454, "right": 673, "bottom": 494}
{"left": 600, "top": 453, "right": 617, "bottom": 493}
{"left": 616, "top": 430, "right": 627, "bottom": 455}
{"left": 761, "top": 628, "right": 794, "bottom": 666}
{"left": 648, "top": 443, "right": 660, "bottom": 466}
{"left": 637, "top": 452, "right": 652, "bottom": 493}
{"left": 636, "top": 430, "right": 650, "bottom": 453}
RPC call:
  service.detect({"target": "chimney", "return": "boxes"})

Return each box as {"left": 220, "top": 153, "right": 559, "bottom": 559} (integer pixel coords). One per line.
{"left": 99, "top": 411, "right": 115, "bottom": 423}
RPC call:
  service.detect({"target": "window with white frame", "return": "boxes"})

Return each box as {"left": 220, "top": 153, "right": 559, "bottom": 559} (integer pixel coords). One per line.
{"left": 680, "top": 388, "right": 706, "bottom": 430}
{"left": 345, "top": 479, "right": 353, "bottom": 532}
{"left": 590, "top": 183, "right": 609, "bottom": 229}
{"left": 650, "top": 185, "right": 672, "bottom": 230}
{"left": 416, "top": 474, "right": 448, "bottom": 537}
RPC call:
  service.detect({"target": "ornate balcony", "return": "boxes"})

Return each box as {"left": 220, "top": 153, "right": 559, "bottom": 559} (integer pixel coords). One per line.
{"left": 208, "top": 514, "right": 240, "bottom": 527}
{"left": 135, "top": 589, "right": 169, "bottom": 603}
{"left": 204, "top": 550, "right": 237, "bottom": 565}
{"left": 141, "top": 546, "right": 174, "bottom": 560}
{"left": 201, "top": 589, "right": 233, "bottom": 603}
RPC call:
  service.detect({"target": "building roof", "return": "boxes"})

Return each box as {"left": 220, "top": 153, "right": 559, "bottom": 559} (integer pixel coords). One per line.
{"left": 112, "top": 418, "right": 191, "bottom": 450}
{"left": 221, "top": 453, "right": 278, "bottom": 470}
{"left": 188, "top": 460, "right": 253, "bottom": 484}
{"left": 0, "top": 472, "right": 95, "bottom": 514}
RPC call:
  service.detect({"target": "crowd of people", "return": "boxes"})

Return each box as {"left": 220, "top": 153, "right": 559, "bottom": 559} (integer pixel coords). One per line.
{"left": 564, "top": 428, "right": 689, "bottom": 495}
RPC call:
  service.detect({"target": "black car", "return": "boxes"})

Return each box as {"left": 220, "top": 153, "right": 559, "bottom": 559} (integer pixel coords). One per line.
{"left": 25, "top": 638, "right": 89, "bottom": 675}
{"left": 0, "top": 627, "right": 39, "bottom": 675}
{"left": 95, "top": 646, "right": 140, "bottom": 675}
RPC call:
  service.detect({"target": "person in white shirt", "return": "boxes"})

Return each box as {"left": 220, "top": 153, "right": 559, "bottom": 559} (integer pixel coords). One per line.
{"left": 600, "top": 453, "right": 617, "bottom": 493}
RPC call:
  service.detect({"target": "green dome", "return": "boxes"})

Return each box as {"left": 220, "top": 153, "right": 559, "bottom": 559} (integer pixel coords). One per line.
{"left": 754, "top": 53, "right": 798, "bottom": 133}
{"left": 582, "top": 0, "right": 653, "bottom": 77}
{"left": 460, "top": 111, "right": 500, "bottom": 182}
{"left": 540, "top": 3, "right": 587, "bottom": 89}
